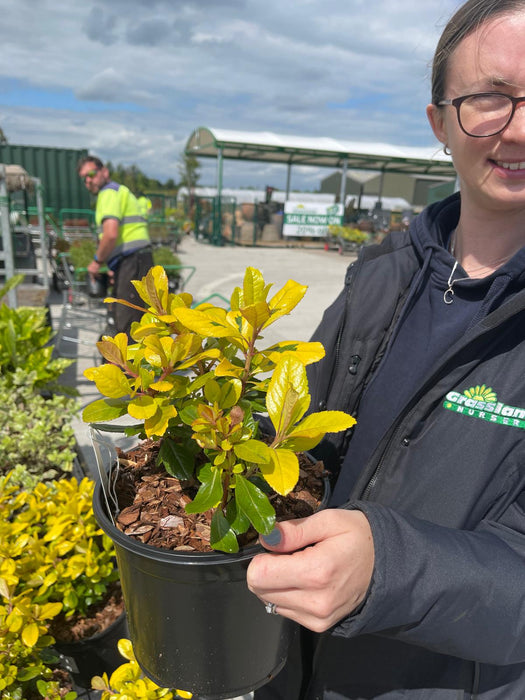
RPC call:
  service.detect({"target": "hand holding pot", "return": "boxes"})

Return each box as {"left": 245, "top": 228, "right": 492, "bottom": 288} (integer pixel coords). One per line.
{"left": 247, "top": 509, "right": 375, "bottom": 633}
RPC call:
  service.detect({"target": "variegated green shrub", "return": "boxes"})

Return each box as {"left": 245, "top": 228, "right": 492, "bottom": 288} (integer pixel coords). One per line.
{"left": 83, "top": 266, "right": 355, "bottom": 552}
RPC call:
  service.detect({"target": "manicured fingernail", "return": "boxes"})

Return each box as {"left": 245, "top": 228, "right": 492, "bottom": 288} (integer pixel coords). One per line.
{"left": 261, "top": 527, "right": 281, "bottom": 546}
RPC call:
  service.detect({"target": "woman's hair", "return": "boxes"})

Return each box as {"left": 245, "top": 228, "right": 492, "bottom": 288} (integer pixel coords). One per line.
{"left": 431, "top": 0, "right": 525, "bottom": 105}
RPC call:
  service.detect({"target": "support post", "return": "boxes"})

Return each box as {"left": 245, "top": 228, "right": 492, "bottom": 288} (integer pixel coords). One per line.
{"left": 285, "top": 161, "right": 292, "bottom": 199}
{"left": 0, "top": 164, "right": 16, "bottom": 307}
{"left": 339, "top": 158, "right": 348, "bottom": 207}
{"left": 214, "top": 147, "right": 224, "bottom": 245}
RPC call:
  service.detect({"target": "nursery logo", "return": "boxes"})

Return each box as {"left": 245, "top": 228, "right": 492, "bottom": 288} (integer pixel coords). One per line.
{"left": 443, "top": 385, "right": 525, "bottom": 429}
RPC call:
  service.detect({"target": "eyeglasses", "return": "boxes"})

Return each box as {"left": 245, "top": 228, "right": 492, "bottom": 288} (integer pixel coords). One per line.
{"left": 438, "top": 92, "right": 525, "bottom": 138}
{"left": 82, "top": 168, "right": 99, "bottom": 181}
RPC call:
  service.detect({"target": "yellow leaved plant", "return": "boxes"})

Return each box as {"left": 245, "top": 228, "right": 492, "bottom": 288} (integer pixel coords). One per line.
{"left": 92, "top": 638, "right": 190, "bottom": 699}
{"left": 83, "top": 266, "right": 355, "bottom": 552}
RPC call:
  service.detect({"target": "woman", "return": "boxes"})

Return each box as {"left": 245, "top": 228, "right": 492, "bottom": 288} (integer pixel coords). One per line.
{"left": 247, "top": 1, "right": 525, "bottom": 697}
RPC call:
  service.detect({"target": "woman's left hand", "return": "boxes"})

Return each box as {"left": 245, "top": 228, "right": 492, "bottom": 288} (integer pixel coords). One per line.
{"left": 246, "top": 509, "right": 375, "bottom": 633}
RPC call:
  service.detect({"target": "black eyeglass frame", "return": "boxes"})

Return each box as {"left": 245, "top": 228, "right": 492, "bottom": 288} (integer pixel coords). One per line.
{"left": 438, "top": 92, "right": 525, "bottom": 138}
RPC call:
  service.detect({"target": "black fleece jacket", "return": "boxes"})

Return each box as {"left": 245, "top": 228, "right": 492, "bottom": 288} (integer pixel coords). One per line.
{"left": 297, "top": 193, "right": 525, "bottom": 699}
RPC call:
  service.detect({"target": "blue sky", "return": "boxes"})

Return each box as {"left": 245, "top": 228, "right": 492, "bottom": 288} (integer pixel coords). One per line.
{"left": 0, "top": 0, "right": 459, "bottom": 190}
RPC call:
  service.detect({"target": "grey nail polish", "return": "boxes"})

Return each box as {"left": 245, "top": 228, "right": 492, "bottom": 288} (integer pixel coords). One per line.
{"left": 261, "top": 528, "right": 281, "bottom": 546}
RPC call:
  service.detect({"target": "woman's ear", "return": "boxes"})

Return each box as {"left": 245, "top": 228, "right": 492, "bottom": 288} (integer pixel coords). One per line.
{"left": 426, "top": 104, "right": 447, "bottom": 145}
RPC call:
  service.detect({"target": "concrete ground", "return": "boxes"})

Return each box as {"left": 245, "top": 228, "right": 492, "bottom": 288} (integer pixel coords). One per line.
{"left": 48, "top": 234, "right": 354, "bottom": 699}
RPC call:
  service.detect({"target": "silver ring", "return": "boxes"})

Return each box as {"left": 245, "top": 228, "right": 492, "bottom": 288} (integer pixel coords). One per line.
{"left": 264, "top": 601, "right": 277, "bottom": 615}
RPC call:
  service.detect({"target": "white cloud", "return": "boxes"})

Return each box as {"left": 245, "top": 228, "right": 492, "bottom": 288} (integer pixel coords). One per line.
{"left": 0, "top": 0, "right": 460, "bottom": 187}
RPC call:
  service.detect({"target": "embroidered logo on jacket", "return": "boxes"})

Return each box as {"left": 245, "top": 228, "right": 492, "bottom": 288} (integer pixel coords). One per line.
{"left": 443, "top": 385, "right": 525, "bottom": 428}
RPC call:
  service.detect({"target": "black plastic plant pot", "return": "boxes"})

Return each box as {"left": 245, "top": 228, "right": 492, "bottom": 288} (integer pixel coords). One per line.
{"left": 54, "top": 609, "right": 129, "bottom": 688}
{"left": 93, "top": 480, "right": 295, "bottom": 699}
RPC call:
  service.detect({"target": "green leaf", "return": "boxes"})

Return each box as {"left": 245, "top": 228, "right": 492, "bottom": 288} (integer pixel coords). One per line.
{"left": 226, "top": 498, "right": 251, "bottom": 535}
{"left": 219, "top": 378, "right": 242, "bottom": 409}
{"left": 179, "top": 403, "right": 199, "bottom": 425}
{"left": 185, "top": 464, "right": 223, "bottom": 513}
{"left": 19, "top": 667, "right": 43, "bottom": 681}
{"left": 0, "top": 273, "right": 24, "bottom": 301}
{"left": 204, "top": 377, "right": 221, "bottom": 403}
{"left": 82, "top": 398, "right": 129, "bottom": 423}
{"left": 235, "top": 475, "right": 275, "bottom": 535}
{"left": 210, "top": 510, "right": 239, "bottom": 552}
{"left": 158, "top": 437, "right": 196, "bottom": 480}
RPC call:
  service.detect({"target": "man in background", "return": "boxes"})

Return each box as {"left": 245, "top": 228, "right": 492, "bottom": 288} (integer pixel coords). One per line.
{"left": 136, "top": 191, "right": 153, "bottom": 219}
{"left": 78, "top": 155, "right": 154, "bottom": 340}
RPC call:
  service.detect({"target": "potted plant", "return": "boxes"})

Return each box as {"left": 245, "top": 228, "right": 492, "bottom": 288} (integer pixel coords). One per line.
{"left": 83, "top": 265, "right": 354, "bottom": 698}
{"left": 0, "top": 474, "right": 76, "bottom": 699}
{"left": 0, "top": 473, "right": 127, "bottom": 689}
{"left": 92, "top": 638, "right": 191, "bottom": 699}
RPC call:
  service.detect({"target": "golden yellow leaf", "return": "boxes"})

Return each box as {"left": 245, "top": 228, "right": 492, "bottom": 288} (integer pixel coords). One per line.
{"left": 265, "top": 279, "right": 308, "bottom": 327}
{"left": 266, "top": 355, "right": 309, "bottom": 435}
{"left": 260, "top": 449, "right": 299, "bottom": 495}
{"left": 84, "top": 365, "right": 132, "bottom": 399}
{"left": 240, "top": 301, "right": 271, "bottom": 330}
{"left": 242, "top": 267, "right": 267, "bottom": 305}
{"left": 264, "top": 340, "right": 325, "bottom": 367}
{"left": 22, "top": 622, "right": 39, "bottom": 647}
{"left": 144, "top": 404, "right": 178, "bottom": 437}
{"left": 128, "top": 396, "right": 159, "bottom": 419}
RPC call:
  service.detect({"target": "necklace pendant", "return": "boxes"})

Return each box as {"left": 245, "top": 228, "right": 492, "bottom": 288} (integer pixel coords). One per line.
{"left": 444, "top": 259, "right": 459, "bottom": 305}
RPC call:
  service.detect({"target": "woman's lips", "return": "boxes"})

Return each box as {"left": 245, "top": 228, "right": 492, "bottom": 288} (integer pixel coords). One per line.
{"left": 491, "top": 159, "right": 525, "bottom": 177}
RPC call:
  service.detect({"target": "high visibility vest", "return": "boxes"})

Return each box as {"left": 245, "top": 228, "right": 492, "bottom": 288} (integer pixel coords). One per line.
{"left": 137, "top": 195, "right": 153, "bottom": 218}
{"left": 96, "top": 182, "right": 150, "bottom": 262}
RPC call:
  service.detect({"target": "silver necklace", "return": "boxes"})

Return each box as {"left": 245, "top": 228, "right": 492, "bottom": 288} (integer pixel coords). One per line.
{"left": 444, "top": 229, "right": 469, "bottom": 304}
{"left": 444, "top": 260, "right": 466, "bottom": 304}
{"left": 444, "top": 229, "right": 515, "bottom": 304}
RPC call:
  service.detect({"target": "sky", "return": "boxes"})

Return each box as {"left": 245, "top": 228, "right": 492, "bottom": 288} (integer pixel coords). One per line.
{"left": 0, "top": 0, "right": 460, "bottom": 191}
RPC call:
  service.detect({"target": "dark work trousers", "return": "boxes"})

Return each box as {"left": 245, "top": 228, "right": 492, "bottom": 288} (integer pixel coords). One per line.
{"left": 111, "top": 247, "right": 154, "bottom": 340}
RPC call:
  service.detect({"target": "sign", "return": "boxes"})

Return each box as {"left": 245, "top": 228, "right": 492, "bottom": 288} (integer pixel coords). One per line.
{"left": 283, "top": 202, "right": 343, "bottom": 238}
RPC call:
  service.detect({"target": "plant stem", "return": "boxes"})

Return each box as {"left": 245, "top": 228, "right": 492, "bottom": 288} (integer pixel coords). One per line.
{"left": 240, "top": 325, "right": 261, "bottom": 393}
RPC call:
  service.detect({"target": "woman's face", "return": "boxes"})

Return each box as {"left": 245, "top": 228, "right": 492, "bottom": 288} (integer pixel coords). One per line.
{"left": 427, "top": 12, "right": 525, "bottom": 215}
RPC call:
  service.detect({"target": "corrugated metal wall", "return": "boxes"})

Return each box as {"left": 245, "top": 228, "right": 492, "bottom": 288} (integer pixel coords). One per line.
{"left": 0, "top": 144, "right": 92, "bottom": 214}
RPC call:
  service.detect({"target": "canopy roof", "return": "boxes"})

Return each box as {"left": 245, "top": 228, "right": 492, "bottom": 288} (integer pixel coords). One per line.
{"left": 185, "top": 126, "right": 456, "bottom": 177}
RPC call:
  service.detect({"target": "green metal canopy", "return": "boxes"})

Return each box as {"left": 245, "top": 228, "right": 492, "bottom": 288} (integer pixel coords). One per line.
{"left": 185, "top": 126, "right": 456, "bottom": 177}
{"left": 184, "top": 126, "right": 456, "bottom": 244}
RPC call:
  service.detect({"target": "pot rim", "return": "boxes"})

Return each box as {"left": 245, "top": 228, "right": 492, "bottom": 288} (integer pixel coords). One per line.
{"left": 93, "top": 478, "right": 263, "bottom": 565}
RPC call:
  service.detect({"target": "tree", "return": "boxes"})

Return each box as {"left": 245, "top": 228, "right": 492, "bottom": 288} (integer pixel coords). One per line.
{"left": 0, "top": 126, "right": 7, "bottom": 145}
{"left": 177, "top": 152, "right": 200, "bottom": 191}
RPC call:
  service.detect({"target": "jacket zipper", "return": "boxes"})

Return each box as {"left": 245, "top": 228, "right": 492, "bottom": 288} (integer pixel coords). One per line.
{"left": 326, "top": 261, "right": 359, "bottom": 404}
